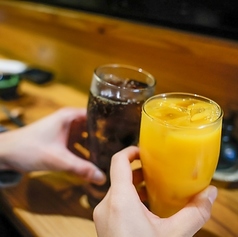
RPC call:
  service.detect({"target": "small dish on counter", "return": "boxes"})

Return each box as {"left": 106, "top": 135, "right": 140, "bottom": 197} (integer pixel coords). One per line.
{"left": 0, "top": 59, "right": 27, "bottom": 100}
{"left": 0, "top": 59, "right": 53, "bottom": 100}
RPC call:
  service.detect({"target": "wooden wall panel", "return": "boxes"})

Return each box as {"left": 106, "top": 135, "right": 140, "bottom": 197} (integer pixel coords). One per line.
{"left": 0, "top": 1, "right": 237, "bottom": 113}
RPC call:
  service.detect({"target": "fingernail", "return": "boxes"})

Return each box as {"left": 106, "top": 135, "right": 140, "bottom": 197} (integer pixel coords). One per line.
{"left": 207, "top": 186, "right": 218, "bottom": 204}
{"left": 92, "top": 170, "right": 106, "bottom": 185}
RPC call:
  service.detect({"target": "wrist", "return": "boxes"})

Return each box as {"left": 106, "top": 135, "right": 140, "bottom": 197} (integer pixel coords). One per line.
{"left": 0, "top": 129, "right": 22, "bottom": 171}
{"left": 0, "top": 130, "right": 13, "bottom": 167}
{"left": 0, "top": 131, "right": 23, "bottom": 187}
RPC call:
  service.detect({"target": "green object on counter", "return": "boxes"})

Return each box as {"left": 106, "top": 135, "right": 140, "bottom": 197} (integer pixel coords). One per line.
{"left": 0, "top": 75, "right": 20, "bottom": 88}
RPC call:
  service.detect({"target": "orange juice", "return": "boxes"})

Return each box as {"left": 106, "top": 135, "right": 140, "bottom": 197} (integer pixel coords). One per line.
{"left": 139, "top": 93, "right": 223, "bottom": 217}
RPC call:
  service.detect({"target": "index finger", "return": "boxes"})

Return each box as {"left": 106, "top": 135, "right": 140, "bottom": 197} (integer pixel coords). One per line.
{"left": 110, "top": 146, "right": 139, "bottom": 191}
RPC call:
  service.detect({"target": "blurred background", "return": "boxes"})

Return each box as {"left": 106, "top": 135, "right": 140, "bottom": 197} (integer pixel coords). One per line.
{"left": 20, "top": 0, "right": 238, "bottom": 40}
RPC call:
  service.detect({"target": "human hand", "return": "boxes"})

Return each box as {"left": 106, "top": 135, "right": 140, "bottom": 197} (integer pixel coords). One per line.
{"left": 93, "top": 146, "right": 217, "bottom": 237}
{"left": 0, "top": 107, "right": 106, "bottom": 185}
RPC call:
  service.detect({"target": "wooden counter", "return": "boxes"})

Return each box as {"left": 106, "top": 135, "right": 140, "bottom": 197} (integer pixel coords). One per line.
{"left": 0, "top": 1, "right": 238, "bottom": 112}
{"left": 0, "top": 80, "right": 237, "bottom": 237}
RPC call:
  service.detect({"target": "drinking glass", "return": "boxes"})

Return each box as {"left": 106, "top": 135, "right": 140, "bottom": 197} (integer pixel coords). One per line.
{"left": 86, "top": 64, "right": 156, "bottom": 207}
{"left": 139, "top": 92, "right": 223, "bottom": 217}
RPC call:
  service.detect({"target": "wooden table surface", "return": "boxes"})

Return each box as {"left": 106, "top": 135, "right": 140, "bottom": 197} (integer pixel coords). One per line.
{"left": 0, "top": 80, "right": 238, "bottom": 237}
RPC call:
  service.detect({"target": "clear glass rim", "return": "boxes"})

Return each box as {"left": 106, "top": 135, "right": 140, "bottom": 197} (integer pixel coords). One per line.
{"left": 142, "top": 92, "right": 224, "bottom": 129}
{"left": 94, "top": 64, "right": 156, "bottom": 92}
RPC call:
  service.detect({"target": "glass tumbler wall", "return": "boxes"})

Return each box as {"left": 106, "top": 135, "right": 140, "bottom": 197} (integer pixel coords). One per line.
{"left": 139, "top": 92, "right": 223, "bottom": 218}
{"left": 86, "top": 64, "right": 156, "bottom": 207}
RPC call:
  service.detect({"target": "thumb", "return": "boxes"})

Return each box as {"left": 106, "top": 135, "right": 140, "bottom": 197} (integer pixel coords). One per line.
{"left": 169, "top": 186, "right": 217, "bottom": 237}
{"left": 47, "top": 147, "right": 106, "bottom": 185}
{"left": 70, "top": 155, "right": 106, "bottom": 185}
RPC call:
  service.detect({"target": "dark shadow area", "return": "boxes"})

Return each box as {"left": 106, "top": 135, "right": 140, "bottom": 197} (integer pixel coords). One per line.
{"left": 194, "top": 229, "right": 220, "bottom": 237}
{"left": 20, "top": 0, "right": 238, "bottom": 41}
{"left": 0, "top": 214, "right": 23, "bottom": 237}
{"left": 24, "top": 174, "right": 94, "bottom": 220}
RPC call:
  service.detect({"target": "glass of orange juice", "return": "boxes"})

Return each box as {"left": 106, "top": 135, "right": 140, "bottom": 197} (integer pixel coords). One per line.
{"left": 139, "top": 92, "right": 223, "bottom": 218}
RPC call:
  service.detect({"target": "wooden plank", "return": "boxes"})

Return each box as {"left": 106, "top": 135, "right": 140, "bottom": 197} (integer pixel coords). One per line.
{"left": 0, "top": 1, "right": 237, "bottom": 112}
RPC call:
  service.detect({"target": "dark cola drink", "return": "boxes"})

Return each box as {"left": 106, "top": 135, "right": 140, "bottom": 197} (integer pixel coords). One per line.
{"left": 85, "top": 65, "right": 155, "bottom": 207}
{"left": 88, "top": 87, "right": 144, "bottom": 169}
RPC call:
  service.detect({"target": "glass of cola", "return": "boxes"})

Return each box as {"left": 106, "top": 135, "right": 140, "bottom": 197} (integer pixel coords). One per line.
{"left": 85, "top": 64, "right": 156, "bottom": 207}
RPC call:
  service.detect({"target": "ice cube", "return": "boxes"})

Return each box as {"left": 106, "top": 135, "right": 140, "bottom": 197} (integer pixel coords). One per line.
{"left": 188, "top": 102, "right": 219, "bottom": 123}
{"left": 122, "top": 79, "right": 148, "bottom": 89}
{"left": 191, "top": 109, "right": 211, "bottom": 122}
{"left": 101, "top": 74, "right": 148, "bottom": 89}
{"left": 176, "top": 99, "right": 196, "bottom": 108}
{"left": 102, "top": 73, "right": 125, "bottom": 87}
{"left": 169, "top": 115, "right": 190, "bottom": 126}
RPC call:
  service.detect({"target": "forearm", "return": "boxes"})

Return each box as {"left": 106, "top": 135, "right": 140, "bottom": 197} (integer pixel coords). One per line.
{"left": 0, "top": 126, "right": 44, "bottom": 173}
{"left": 0, "top": 130, "right": 17, "bottom": 170}
{"left": 0, "top": 130, "right": 23, "bottom": 187}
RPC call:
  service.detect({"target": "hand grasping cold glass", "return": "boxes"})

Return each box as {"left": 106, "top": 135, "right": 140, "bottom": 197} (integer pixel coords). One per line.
{"left": 93, "top": 146, "right": 217, "bottom": 237}
{"left": 0, "top": 107, "right": 106, "bottom": 185}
